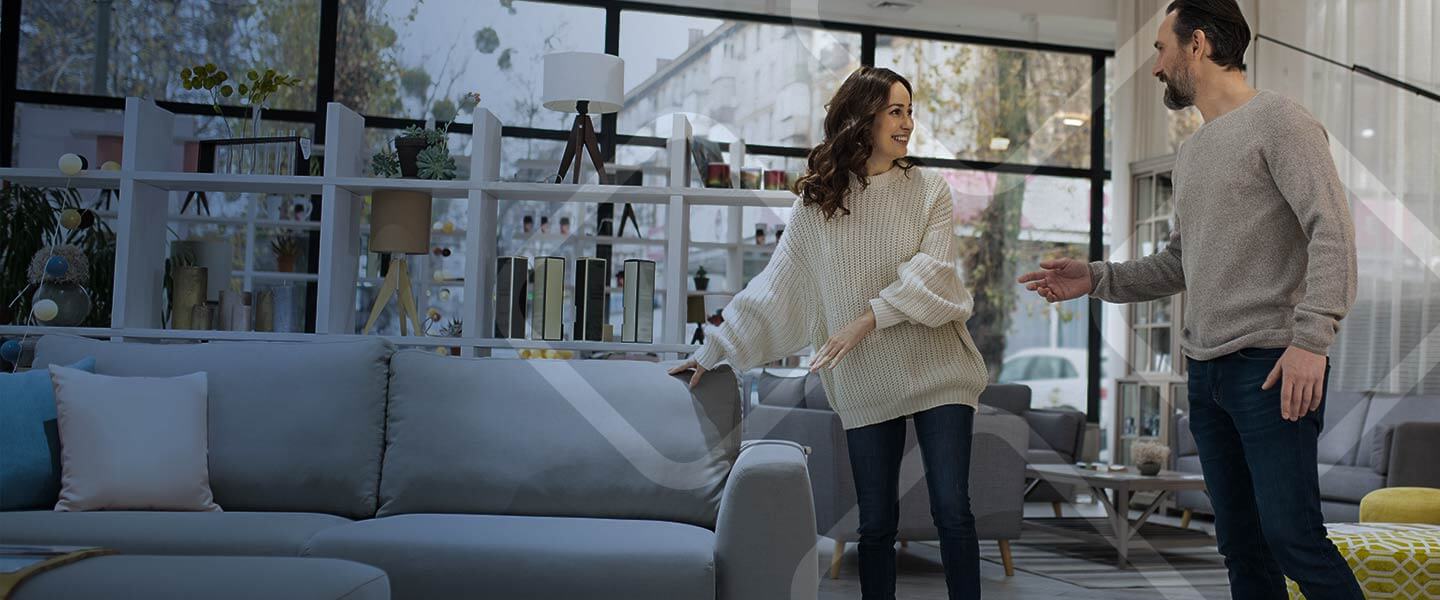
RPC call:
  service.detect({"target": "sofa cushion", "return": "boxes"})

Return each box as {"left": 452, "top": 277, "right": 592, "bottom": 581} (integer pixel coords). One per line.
{"left": 51, "top": 366, "right": 218, "bottom": 512}
{"left": 756, "top": 370, "right": 828, "bottom": 411}
{"left": 12, "top": 556, "right": 389, "bottom": 600}
{"left": 1319, "top": 465, "right": 1386, "bottom": 504}
{"left": 1317, "top": 391, "right": 1370, "bottom": 466}
{"left": 32, "top": 335, "right": 392, "bottom": 519}
{"left": 0, "top": 357, "right": 93, "bottom": 510}
{"left": 305, "top": 513, "right": 716, "bottom": 600}
{"left": 1357, "top": 393, "right": 1440, "bottom": 469}
{"left": 978, "top": 384, "right": 1030, "bottom": 417}
{"left": 0, "top": 511, "right": 351, "bottom": 556}
{"left": 378, "top": 351, "right": 741, "bottom": 528}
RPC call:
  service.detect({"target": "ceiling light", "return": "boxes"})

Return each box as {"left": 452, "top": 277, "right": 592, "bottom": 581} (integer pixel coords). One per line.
{"left": 989, "top": 137, "right": 1011, "bottom": 151}
{"left": 1062, "top": 117, "right": 1086, "bottom": 127}
{"left": 1057, "top": 112, "right": 1089, "bottom": 127}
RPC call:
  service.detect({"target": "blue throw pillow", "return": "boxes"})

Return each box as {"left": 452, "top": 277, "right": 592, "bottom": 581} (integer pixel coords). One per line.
{"left": 0, "top": 356, "right": 95, "bottom": 510}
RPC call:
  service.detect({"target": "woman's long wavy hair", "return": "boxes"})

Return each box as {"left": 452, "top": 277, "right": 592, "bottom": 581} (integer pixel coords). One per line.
{"left": 795, "top": 67, "right": 917, "bottom": 220}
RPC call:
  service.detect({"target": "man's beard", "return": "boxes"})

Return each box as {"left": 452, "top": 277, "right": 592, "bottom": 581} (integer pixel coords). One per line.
{"left": 1160, "top": 65, "right": 1196, "bottom": 110}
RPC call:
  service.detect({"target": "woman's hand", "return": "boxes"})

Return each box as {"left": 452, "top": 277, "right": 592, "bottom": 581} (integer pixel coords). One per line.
{"left": 668, "top": 359, "right": 707, "bottom": 389}
{"left": 810, "top": 309, "right": 877, "bottom": 372}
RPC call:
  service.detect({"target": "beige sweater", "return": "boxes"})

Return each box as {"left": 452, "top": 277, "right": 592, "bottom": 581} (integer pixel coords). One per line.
{"left": 693, "top": 167, "right": 989, "bottom": 430}
{"left": 1089, "top": 90, "right": 1357, "bottom": 359}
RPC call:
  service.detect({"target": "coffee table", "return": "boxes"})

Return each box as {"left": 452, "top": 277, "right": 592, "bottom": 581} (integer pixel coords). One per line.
{"left": 1025, "top": 463, "right": 1210, "bottom": 567}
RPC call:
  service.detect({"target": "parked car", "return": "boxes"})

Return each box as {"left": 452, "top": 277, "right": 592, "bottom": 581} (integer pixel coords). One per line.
{"left": 997, "top": 347, "right": 1116, "bottom": 410}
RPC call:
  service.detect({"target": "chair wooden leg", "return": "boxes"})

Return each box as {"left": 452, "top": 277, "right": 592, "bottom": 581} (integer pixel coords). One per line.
{"left": 1052, "top": 501, "right": 1063, "bottom": 518}
{"left": 998, "top": 540, "right": 1015, "bottom": 577}
{"left": 829, "top": 540, "right": 845, "bottom": 580}
{"left": 1181, "top": 509, "right": 1193, "bottom": 530}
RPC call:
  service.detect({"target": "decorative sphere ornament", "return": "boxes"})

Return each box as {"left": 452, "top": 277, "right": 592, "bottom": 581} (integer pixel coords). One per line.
{"left": 101, "top": 161, "right": 121, "bottom": 171}
{"left": 60, "top": 209, "right": 82, "bottom": 230}
{"left": 1, "top": 339, "right": 20, "bottom": 364}
{"left": 44, "top": 256, "right": 70, "bottom": 278}
{"left": 438, "top": 289, "right": 451, "bottom": 301}
{"left": 442, "top": 221, "right": 456, "bottom": 234}
{"left": 433, "top": 270, "right": 444, "bottom": 282}
{"left": 58, "top": 153, "right": 87, "bottom": 176}
{"left": 32, "top": 299, "right": 60, "bottom": 322}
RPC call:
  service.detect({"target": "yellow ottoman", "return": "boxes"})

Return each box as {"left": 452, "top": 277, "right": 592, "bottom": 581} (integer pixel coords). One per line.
{"left": 1362, "top": 488, "right": 1440, "bottom": 525}
{"left": 1286, "top": 523, "right": 1440, "bottom": 599}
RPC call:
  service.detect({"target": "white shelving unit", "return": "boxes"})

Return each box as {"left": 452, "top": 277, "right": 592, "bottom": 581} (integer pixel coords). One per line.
{"left": 0, "top": 99, "right": 798, "bottom": 355}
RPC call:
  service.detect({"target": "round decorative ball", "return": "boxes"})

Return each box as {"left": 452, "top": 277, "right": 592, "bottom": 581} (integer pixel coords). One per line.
{"left": 432, "top": 270, "right": 444, "bottom": 282}
{"left": 101, "top": 161, "right": 121, "bottom": 172}
{"left": 0, "top": 339, "right": 20, "bottom": 364}
{"left": 60, "top": 209, "right": 82, "bottom": 230}
{"left": 58, "top": 153, "right": 87, "bottom": 176}
{"left": 438, "top": 289, "right": 451, "bottom": 301}
{"left": 44, "top": 256, "right": 70, "bottom": 278}
{"left": 441, "top": 221, "right": 456, "bottom": 234}
{"left": 32, "top": 299, "right": 60, "bottom": 322}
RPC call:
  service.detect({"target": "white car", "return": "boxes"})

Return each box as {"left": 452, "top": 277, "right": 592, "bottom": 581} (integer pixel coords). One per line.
{"left": 995, "top": 348, "right": 1107, "bottom": 414}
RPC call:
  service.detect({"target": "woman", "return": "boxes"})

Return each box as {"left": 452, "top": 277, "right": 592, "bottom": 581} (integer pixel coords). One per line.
{"left": 669, "top": 67, "right": 990, "bottom": 599}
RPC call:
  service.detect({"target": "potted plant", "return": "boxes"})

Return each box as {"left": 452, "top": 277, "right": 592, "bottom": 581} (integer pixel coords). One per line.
{"left": 180, "top": 64, "right": 301, "bottom": 138}
{"left": 693, "top": 266, "right": 709, "bottom": 291}
{"left": 394, "top": 125, "right": 449, "bottom": 178}
{"left": 270, "top": 231, "right": 302, "bottom": 273}
{"left": 1130, "top": 441, "right": 1171, "bottom": 476}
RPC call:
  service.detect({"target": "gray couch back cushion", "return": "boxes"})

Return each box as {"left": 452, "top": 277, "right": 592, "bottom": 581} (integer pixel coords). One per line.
{"left": 1357, "top": 393, "right": 1440, "bottom": 468}
{"left": 378, "top": 351, "right": 741, "bottom": 528}
{"left": 978, "top": 384, "right": 1031, "bottom": 417}
{"left": 1316, "top": 391, "right": 1370, "bottom": 466}
{"left": 33, "top": 335, "right": 391, "bottom": 519}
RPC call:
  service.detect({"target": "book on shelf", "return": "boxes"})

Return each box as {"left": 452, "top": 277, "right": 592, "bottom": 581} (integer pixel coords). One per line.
{"left": 622, "top": 259, "right": 656, "bottom": 344}
{"left": 531, "top": 257, "right": 565, "bottom": 342}
{"left": 573, "top": 257, "right": 608, "bottom": 342}
{"left": 495, "top": 256, "right": 528, "bottom": 339}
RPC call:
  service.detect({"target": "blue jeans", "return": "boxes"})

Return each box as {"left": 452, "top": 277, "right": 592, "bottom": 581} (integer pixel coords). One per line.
{"left": 846, "top": 403, "right": 979, "bottom": 600}
{"left": 1187, "top": 348, "right": 1362, "bottom": 600}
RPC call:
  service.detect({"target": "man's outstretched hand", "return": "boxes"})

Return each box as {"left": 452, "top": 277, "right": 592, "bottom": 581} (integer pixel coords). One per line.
{"left": 1017, "top": 258, "right": 1093, "bottom": 303}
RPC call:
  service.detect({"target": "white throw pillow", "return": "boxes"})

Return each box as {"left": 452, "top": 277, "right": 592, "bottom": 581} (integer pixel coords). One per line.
{"left": 49, "top": 365, "right": 220, "bottom": 512}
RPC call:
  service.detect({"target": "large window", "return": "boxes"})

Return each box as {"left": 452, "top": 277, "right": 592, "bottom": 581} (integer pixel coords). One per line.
{"left": 878, "top": 36, "right": 1097, "bottom": 169}
{"left": 618, "top": 12, "right": 861, "bottom": 148}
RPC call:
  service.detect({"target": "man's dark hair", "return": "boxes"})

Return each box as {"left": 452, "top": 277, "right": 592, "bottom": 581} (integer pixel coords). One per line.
{"left": 1166, "top": 0, "right": 1251, "bottom": 71}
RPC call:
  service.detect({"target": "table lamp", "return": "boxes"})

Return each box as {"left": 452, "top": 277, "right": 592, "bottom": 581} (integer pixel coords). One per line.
{"left": 362, "top": 189, "right": 431, "bottom": 335}
{"left": 542, "top": 52, "right": 624, "bottom": 184}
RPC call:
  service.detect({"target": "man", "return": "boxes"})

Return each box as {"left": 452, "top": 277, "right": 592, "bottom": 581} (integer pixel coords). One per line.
{"left": 1017, "top": 1, "right": 1362, "bottom": 598}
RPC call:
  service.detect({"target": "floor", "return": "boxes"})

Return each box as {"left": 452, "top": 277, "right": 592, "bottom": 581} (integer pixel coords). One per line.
{"left": 816, "top": 500, "right": 1232, "bottom": 600}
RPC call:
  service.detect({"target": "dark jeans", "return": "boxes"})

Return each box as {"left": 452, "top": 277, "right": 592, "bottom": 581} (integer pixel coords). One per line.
{"left": 846, "top": 403, "right": 979, "bottom": 600}
{"left": 1187, "top": 348, "right": 1362, "bottom": 600}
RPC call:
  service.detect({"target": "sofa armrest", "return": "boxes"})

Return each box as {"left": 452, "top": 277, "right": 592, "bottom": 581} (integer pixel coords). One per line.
{"left": 1025, "top": 408, "right": 1085, "bottom": 461}
{"left": 1386, "top": 421, "right": 1440, "bottom": 488}
{"left": 716, "top": 440, "right": 818, "bottom": 600}
{"left": 972, "top": 411, "right": 1029, "bottom": 540}
{"left": 743, "top": 404, "right": 846, "bottom": 534}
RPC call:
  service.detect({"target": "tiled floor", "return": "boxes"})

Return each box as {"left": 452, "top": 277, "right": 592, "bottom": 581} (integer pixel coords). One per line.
{"left": 817, "top": 500, "right": 1231, "bottom": 599}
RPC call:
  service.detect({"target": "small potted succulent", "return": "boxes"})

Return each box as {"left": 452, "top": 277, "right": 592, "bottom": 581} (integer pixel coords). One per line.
{"left": 1130, "top": 441, "right": 1171, "bottom": 476}
{"left": 693, "top": 266, "right": 709, "bottom": 291}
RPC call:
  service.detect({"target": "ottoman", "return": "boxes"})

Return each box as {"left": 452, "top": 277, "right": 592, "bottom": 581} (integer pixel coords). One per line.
{"left": 1361, "top": 487, "right": 1440, "bottom": 525}
{"left": 1287, "top": 523, "right": 1440, "bottom": 600}
{"left": 8, "top": 555, "right": 389, "bottom": 600}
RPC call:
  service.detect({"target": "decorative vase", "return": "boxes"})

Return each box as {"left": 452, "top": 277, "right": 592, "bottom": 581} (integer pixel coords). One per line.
{"left": 693, "top": 273, "right": 709, "bottom": 291}
{"left": 276, "top": 253, "right": 297, "bottom": 273}
{"left": 395, "top": 138, "right": 429, "bottom": 178}
{"left": 170, "top": 265, "right": 208, "bottom": 330}
{"left": 31, "top": 282, "right": 91, "bottom": 326}
{"left": 1137, "top": 460, "right": 1162, "bottom": 476}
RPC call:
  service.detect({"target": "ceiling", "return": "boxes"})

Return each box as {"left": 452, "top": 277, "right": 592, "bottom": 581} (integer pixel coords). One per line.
{"left": 633, "top": 0, "right": 1119, "bottom": 51}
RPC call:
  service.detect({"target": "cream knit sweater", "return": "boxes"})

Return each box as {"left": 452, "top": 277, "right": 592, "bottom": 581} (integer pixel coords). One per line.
{"left": 693, "top": 167, "right": 990, "bottom": 430}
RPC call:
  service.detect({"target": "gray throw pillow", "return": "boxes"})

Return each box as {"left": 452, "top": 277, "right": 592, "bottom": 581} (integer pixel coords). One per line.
{"left": 50, "top": 366, "right": 220, "bottom": 512}
{"left": 1370, "top": 424, "right": 1395, "bottom": 476}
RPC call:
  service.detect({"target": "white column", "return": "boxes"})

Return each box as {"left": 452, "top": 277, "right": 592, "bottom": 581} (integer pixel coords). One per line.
{"left": 112, "top": 98, "right": 174, "bottom": 329}
{"left": 317, "top": 102, "right": 366, "bottom": 334}
{"left": 665, "top": 115, "right": 694, "bottom": 346}
{"left": 466, "top": 109, "right": 503, "bottom": 352}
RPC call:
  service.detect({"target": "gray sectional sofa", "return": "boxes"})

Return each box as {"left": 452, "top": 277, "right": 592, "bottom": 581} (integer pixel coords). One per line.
{"left": 1174, "top": 388, "right": 1440, "bottom": 523}
{"left": 0, "top": 335, "right": 819, "bottom": 600}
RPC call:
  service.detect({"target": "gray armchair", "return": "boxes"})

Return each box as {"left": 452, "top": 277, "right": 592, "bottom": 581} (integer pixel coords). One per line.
{"left": 979, "top": 391, "right": 1087, "bottom": 516}
{"left": 740, "top": 371, "right": 1029, "bottom": 578}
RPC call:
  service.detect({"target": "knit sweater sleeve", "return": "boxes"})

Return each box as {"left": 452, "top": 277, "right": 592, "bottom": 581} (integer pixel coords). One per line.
{"left": 869, "top": 182, "right": 974, "bottom": 330}
{"left": 692, "top": 206, "right": 817, "bottom": 371}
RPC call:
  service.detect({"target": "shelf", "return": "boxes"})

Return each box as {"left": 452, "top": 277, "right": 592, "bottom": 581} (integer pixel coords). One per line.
{"left": 0, "top": 325, "right": 697, "bottom": 354}
{"left": 170, "top": 214, "right": 322, "bottom": 230}
{"left": 682, "top": 187, "right": 797, "bottom": 208}
{"left": 0, "top": 168, "right": 122, "bottom": 189}
{"left": 331, "top": 176, "right": 475, "bottom": 199}
{"left": 482, "top": 181, "right": 678, "bottom": 205}
{"left": 133, "top": 172, "right": 323, "bottom": 195}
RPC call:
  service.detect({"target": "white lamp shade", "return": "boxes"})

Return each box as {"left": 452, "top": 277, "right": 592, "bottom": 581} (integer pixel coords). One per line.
{"left": 542, "top": 52, "right": 624, "bottom": 114}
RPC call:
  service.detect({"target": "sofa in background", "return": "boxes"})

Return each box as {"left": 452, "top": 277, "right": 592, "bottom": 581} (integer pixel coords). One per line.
{"left": 1174, "top": 389, "right": 1440, "bottom": 523}
{"left": 0, "top": 335, "right": 818, "bottom": 600}
{"left": 739, "top": 369, "right": 1032, "bottom": 578}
